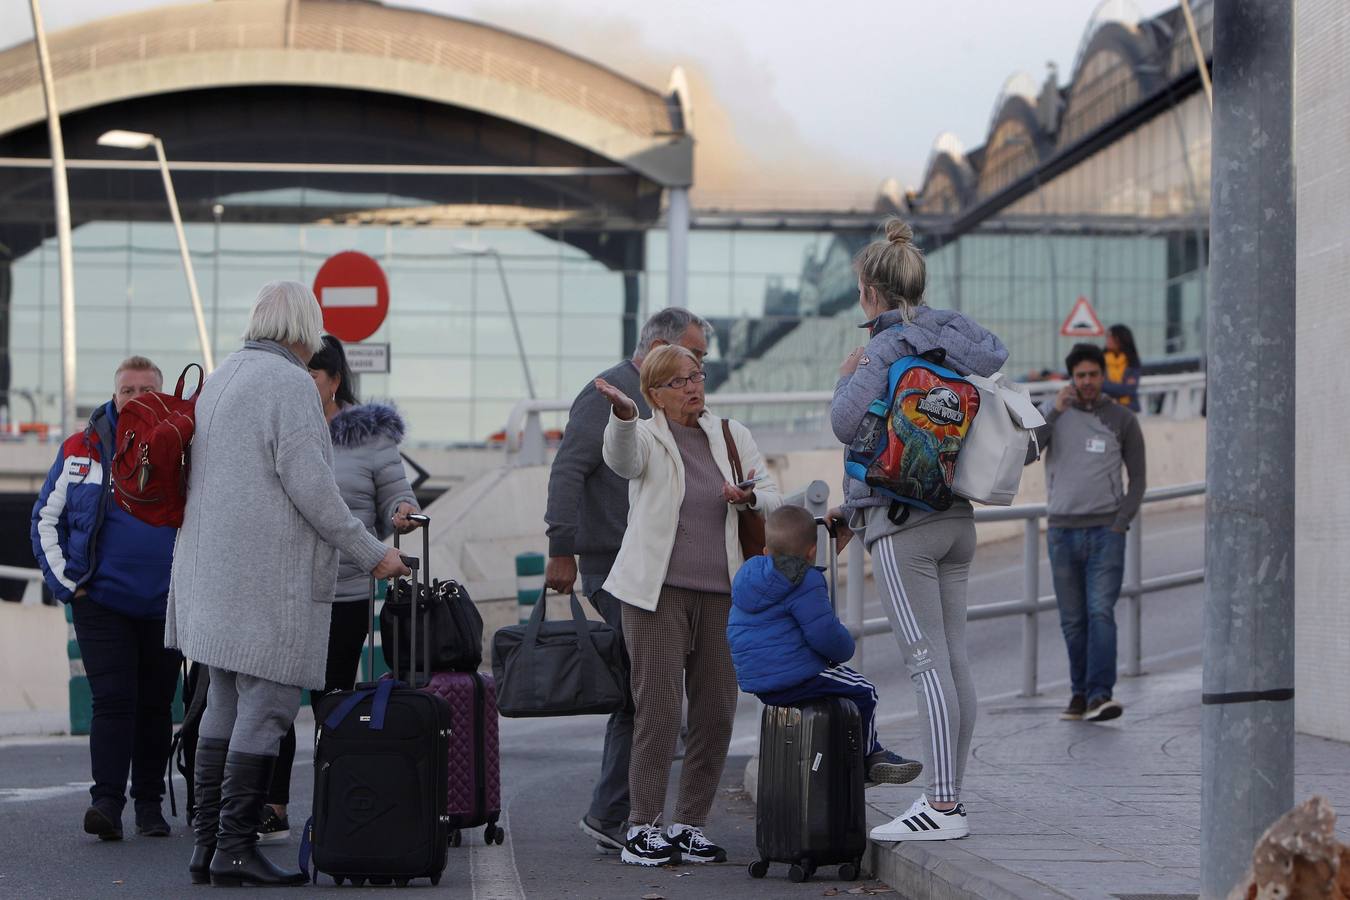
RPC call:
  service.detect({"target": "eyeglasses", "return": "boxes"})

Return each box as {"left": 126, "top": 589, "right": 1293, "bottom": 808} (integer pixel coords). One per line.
{"left": 660, "top": 371, "right": 706, "bottom": 390}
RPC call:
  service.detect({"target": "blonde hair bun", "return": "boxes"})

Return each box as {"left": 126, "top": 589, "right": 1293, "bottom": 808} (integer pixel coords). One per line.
{"left": 885, "top": 218, "right": 914, "bottom": 246}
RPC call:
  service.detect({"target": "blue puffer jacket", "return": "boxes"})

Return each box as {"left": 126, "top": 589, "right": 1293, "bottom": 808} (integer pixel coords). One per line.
{"left": 727, "top": 555, "right": 855, "bottom": 694}
{"left": 30, "top": 401, "right": 177, "bottom": 618}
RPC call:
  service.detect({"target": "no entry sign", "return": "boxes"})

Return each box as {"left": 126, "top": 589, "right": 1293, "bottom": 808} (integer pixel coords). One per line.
{"left": 313, "top": 251, "right": 389, "bottom": 343}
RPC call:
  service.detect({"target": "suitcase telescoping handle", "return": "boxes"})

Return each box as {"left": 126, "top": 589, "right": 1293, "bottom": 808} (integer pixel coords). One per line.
{"left": 391, "top": 514, "right": 432, "bottom": 687}
{"left": 814, "top": 516, "right": 840, "bottom": 612}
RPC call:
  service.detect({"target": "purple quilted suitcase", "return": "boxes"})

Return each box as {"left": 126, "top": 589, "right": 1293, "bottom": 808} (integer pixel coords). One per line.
{"left": 421, "top": 671, "right": 503, "bottom": 847}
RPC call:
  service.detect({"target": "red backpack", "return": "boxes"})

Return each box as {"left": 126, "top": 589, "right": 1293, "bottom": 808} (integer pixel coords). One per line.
{"left": 111, "top": 364, "right": 204, "bottom": 528}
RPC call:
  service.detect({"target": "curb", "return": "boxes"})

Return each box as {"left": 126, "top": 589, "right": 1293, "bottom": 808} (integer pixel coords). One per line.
{"left": 865, "top": 805, "right": 1071, "bottom": 900}
{"left": 743, "top": 754, "right": 1068, "bottom": 900}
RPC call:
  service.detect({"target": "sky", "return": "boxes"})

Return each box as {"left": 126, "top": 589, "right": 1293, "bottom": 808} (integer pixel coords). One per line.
{"left": 1, "top": 0, "right": 1178, "bottom": 202}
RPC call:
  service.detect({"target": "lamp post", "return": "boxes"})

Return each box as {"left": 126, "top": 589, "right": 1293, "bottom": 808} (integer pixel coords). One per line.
{"left": 27, "top": 0, "right": 78, "bottom": 435}
{"left": 97, "top": 129, "right": 215, "bottom": 372}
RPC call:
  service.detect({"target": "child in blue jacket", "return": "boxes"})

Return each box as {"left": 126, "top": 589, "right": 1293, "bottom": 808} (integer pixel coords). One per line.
{"left": 729, "top": 504, "right": 921, "bottom": 786}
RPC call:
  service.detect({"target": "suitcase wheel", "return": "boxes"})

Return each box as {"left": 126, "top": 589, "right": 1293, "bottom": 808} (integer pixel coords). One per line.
{"left": 351, "top": 877, "right": 367, "bottom": 887}
{"left": 838, "top": 861, "right": 860, "bottom": 881}
{"left": 430, "top": 874, "right": 441, "bottom": 887}
{"left": 449, "top": 829, "right": 463, "bottom": 847}
{"left": 371, "top": 877, "right": 392, "bottom": 886}
{"left": 486, "top": 824, "right": 505, "bottom": 845}
{"left": 747, "top": 859, "right": 769, "bottom": 879}
{"left": 789, "top": 858, "right": 816, "bottom": 883}
{"left": 332, "top": 875, "right": 343, "bottom": 886}
{"left": 394, "top": 877, "right": 410, "bottom": 887}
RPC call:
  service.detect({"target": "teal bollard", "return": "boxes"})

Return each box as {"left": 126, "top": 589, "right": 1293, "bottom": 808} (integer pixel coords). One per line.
{"left": 515, "top": 552, "right": 545, "bottom": 624}
{"left": 64, "top": 603, "right": 91, "bottom": 735}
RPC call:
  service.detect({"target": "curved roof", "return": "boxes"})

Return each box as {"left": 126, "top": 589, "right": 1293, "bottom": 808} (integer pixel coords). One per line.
{"left": 0, "top": 0, "right": 691, "bottom": 186}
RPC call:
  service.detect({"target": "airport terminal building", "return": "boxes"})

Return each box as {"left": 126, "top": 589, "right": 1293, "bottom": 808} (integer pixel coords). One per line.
{"left": 0, "top": 0, "right": 1212, "bottom": 444}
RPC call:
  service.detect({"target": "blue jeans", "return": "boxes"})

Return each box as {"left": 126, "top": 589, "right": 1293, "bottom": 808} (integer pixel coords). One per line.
{"left": 1047, "top": 526, "right": 1126, "bottom": 702}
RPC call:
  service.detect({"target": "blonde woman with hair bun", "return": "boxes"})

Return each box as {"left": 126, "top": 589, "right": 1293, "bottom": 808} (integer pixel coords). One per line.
{"left": 829, "top": 217, "right": 1009, "bottom": 843}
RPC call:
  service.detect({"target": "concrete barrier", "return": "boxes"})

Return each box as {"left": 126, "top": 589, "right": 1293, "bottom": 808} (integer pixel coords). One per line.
{"left": 0, "top": 601, "right": 69, "bottom": 737}
{"left": 0, "top": 418, "right": 1204, "bottom": 738}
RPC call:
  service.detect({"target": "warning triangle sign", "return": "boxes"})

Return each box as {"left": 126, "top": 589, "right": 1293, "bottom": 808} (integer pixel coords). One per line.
{"left": 1060, "top": 296, "right": 1105, "bottom": 337}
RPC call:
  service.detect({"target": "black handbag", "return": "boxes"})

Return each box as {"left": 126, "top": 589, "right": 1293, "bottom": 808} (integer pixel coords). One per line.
{"left": 380, "top": 522, "right": 483, "bottom": 677}
{"left": 491, "top": 589, "right": 627, "bottom": 718}
{"left": 381, "top": 578, "right": 484, "bottom": 677}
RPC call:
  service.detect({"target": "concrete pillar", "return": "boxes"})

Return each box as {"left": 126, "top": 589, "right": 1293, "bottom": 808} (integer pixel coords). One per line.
{"left": 1200, "top": 2, "right": 1295, "bottom": 897}
{"left": 1293, "top": 0, "right": 1350, "bottom": 744}
{"left": 667, "top": 187, "right": 690, "bottom": 310}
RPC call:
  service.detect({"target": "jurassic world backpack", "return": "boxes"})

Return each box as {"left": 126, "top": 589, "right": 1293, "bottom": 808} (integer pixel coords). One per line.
{"left": 844, "top": 351, "right": 981, "bottom": 514}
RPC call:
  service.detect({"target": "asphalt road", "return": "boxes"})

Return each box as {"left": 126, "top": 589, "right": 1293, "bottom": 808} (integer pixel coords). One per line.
{"left": 0, "top": 506, "right": 1204, "bottom": 899}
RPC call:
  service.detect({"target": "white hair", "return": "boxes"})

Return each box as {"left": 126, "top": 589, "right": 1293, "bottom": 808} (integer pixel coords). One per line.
{"left": 243, "top": 280, "right": 324, "bottom": 355}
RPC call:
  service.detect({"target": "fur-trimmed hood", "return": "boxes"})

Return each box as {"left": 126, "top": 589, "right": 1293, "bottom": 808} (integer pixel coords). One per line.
{"left": 329, "top": 403, "right": 406, "bottom": 448}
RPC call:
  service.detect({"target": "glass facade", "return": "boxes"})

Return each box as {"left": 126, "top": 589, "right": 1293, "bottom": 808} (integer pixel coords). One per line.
{"left": 8, "top": 221, "right": 631, "bottom": 445}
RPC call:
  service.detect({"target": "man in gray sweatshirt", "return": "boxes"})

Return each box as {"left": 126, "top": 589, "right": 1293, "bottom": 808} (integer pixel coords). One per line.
{"left": 1035, "top": 343, "right": 1146, "bottom": 724}
{"left": 543, "top": 308, "right": 711, "bottom": 853}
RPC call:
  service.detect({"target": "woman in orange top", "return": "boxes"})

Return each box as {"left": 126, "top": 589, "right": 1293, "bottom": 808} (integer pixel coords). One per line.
{"left": 1103, "top": 324, "right": 1142, "bottom": 412}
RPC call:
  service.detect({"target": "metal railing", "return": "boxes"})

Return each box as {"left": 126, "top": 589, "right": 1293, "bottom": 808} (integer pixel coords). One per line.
{"left": 841, "top": 481, "right": 1207, "bottom": 696}
{"left": 0, "top": 565, "right": 48, "bottom": 605}
{"left": 502, "top": 372, "right": 1207, "bottom": 466}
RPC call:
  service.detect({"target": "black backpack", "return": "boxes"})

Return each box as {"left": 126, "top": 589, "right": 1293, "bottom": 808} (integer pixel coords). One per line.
{"left": 166, "top": 661, "right": 210, "bottom": 819}
{"left": 381, "top": 577, "right": 484, "bottom": 678}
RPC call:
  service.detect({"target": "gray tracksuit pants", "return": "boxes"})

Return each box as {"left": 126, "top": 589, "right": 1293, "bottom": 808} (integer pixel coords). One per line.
{"left": 869, "top": 516, "right": 978, "bottom": 804}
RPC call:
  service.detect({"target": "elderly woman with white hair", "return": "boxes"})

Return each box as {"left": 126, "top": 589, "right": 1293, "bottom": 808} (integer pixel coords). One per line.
{"left": 166, "top": 280, "right": 409, "bottom": 887}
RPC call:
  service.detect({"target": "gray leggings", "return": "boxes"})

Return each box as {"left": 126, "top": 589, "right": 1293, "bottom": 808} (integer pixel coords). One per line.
{"left": 199, "top": 667, "right": 302, "bottom": 757}
{"left": 871, "top": 518, "right": 977, "bottom": 803}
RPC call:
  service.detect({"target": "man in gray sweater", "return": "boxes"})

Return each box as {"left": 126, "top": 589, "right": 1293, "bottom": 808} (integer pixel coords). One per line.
{"left": 544, "top": 308, "right": 711, "bottom": 853}
{"left": 1035, "top": 343, "right": 1146, "bottom": 724}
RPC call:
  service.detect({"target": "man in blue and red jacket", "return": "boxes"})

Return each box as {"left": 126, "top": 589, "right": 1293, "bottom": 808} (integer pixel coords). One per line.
{"left": 31, "top": 356, "right": 180, "bottom": 841}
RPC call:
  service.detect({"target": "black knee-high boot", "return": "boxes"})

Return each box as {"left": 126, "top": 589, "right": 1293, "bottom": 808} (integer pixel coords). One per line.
{"left": 208, "top": 751, "right": 307, "bottom": 887}
{"left": 188, "top": 738, "right": 228, "bottom": 885}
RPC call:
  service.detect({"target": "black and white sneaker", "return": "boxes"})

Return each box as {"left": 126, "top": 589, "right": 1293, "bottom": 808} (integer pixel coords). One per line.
{"left": 1083, "top": 696, "right": 1123, "bottom": 722}
{"left": 870, "top": 795, "right": 969, "bottom": 842}
{"left": 666, "top": 824, "right": 727, "bottom": 863}
{"left": 620, "top": 824, "right": 680, "bottom": 867}
{"left": 256, "top": 806, "right": 290, "bottom": 843}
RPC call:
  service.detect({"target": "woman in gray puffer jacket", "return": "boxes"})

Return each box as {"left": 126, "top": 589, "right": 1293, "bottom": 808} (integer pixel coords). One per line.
{"left": 830, "top": 218, "right": 1007, "bottom": 845}
{"left": 261, "top": 335, "right": 420, "bottom": 840}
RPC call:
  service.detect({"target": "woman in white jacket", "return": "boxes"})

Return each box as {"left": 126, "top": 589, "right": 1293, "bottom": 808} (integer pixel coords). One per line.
{"left": 595, "top": 344, "right": 781, "bottom": 867}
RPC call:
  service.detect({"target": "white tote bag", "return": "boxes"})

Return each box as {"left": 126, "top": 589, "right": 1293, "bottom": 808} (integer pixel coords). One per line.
{"left": 953, "top": 373, "right": 1046, "bottom": 506}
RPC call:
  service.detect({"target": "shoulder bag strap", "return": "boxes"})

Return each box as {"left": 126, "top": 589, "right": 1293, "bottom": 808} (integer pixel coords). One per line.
{"left": 720, "top": 418, "right": 744, "bottom": 484}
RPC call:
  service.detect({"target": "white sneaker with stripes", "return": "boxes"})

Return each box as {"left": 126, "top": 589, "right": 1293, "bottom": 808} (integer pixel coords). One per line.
{"left": 870, "top": 795, "right": 970, "bottom": 842}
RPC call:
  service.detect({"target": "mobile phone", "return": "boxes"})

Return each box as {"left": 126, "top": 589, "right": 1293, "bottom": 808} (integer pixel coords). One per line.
{"left": 736, "top": 477, "right": 759, "bottom": 491}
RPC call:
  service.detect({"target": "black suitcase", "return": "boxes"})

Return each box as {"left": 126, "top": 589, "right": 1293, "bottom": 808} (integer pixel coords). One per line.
{"left": 748, "top": 517, "right": 866, "bottom": 883}
{"left": 749, "top": 698, "right": 867, "bottom": 883}
{"left": 306, "top": 526, "right": 452, "bottom": 887}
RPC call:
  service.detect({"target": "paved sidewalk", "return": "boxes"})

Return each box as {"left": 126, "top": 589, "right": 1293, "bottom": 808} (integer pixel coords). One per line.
{"left": 864, "top": 662, "right": 1350, "bottom": 900}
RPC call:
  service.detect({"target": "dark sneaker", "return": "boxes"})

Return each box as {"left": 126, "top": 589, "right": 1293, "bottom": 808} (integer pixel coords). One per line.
{"left": 865, "top": 750, "right": 923, "bottom": 787}
{"left": 666, "top": 824, "right": 726, "bottom": 863}
{"left": 83, "top": 800, "right": 123, "bottom": 841}
{"left": 1083, "top": 696, "right": 1123, "bottom": 722}
{"left": 578, "top": 814, "right": 625, "bottom": 854}
{"left": 134, "top": 802, "right": 170, "bottom": 837}
{"left": 256, "top": 806, "right": 290, "bottom": 843}
{"left": 1060, "top": 694, "right": 1087, "bottom": 721}
{"left": 620, "top": 824, "right": 680, "bottom": 867}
